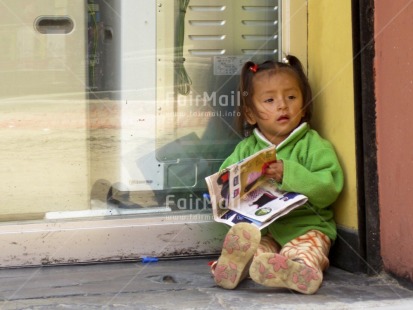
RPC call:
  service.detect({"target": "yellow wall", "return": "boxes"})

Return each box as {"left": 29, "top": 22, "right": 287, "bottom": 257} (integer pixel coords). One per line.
{"left": 307, "top": 0, "right": 358, "bottom": 229}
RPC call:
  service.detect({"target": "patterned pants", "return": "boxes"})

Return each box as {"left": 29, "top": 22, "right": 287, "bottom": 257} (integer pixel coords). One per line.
{"left": 255, "top": 230, "right": 331, "bottom": 272}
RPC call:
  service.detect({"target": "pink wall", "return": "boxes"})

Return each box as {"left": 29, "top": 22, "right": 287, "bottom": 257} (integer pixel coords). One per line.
{"left": 375, "top": 0, "right": 413, "bottom": 280}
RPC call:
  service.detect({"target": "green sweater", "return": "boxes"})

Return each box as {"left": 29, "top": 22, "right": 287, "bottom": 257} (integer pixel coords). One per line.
{"left": 220, "top": 123, "right": 344, "bottom": 246}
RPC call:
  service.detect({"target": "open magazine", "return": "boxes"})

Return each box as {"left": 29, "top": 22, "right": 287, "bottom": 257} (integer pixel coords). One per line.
{"left": 205, "top": 146, "right": 308, "bottom": 229}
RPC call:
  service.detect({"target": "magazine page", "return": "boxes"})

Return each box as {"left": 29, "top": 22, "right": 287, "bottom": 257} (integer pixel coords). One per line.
{"left": 205, "top": 169, "right": 230, "bottom": 221}
{"left": 214, "top": 208, "right": 270, "bottom": 229}
{"left": 235, "top": 180, "right": 308, "bottom": 223}
{"left": 227, "top": 146, "right": 277, "bottom": 210}
{"left": 207, "top": 183, "right": 307, "bottom": 230}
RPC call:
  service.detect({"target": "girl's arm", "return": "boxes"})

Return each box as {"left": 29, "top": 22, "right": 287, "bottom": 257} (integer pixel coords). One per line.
{"left": 274, "top": 148, "right": 344, "bottom": 208}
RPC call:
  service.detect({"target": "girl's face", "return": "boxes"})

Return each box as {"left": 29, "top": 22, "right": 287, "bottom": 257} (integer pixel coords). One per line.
{"left": 246, "top": 71, "right": 305, "bottom": 145}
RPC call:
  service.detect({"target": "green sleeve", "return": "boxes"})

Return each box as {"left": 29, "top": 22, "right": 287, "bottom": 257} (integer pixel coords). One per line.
{"left": 279, "top": 147, "right": 344, "bottom": 209}
{"left": 219, "top": 146, "right": 242, "bottom": 170}
{"left": 219, "top": 139, "right": 254, "bottom": 170}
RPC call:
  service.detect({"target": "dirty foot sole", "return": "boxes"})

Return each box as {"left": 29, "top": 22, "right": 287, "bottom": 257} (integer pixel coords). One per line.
{"left": 249, "top": 253, "right": 322, "bottom": 294}
{"left": 214, "top": 223, "right": 261, "bottom": 289}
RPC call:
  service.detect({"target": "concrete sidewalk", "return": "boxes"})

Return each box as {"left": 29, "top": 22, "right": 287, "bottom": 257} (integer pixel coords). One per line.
{"left": 1, "top": 258, "right": 413, "bottom": 309}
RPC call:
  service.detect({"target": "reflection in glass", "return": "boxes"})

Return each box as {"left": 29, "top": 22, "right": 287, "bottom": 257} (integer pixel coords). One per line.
{"left": 0, "top": 0, "right": 280, "bottom": 222}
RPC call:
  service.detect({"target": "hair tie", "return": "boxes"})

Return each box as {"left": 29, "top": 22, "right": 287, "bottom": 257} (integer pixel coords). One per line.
{"left": 282, "top": 57, "right": 289, "bottom": 64}
{"left": 249, "top": 63, "right": 258, "bottom": 73}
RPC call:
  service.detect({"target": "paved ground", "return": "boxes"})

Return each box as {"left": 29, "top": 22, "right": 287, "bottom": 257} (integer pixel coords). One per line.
{"left": 1, "top": 258, "right": 413, "bottom": 309}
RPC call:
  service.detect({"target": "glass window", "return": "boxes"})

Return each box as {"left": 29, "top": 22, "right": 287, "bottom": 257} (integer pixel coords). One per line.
{"left": 0, "top": 0, "right": 281, "bottom": 222}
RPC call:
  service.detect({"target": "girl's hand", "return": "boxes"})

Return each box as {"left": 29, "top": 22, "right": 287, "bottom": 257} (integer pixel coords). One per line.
{"left": 264, "top": 160, "right": 284, "bottom": 183}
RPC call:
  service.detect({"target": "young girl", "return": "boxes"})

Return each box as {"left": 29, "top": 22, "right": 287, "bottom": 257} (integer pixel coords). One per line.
{"left": 211, "top": 55, "right": 344, "bottom": 294}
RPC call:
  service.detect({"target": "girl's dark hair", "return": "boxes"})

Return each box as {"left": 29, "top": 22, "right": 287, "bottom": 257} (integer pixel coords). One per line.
{"left": 237, "top": 55, "right": 313, "bottom": 137}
